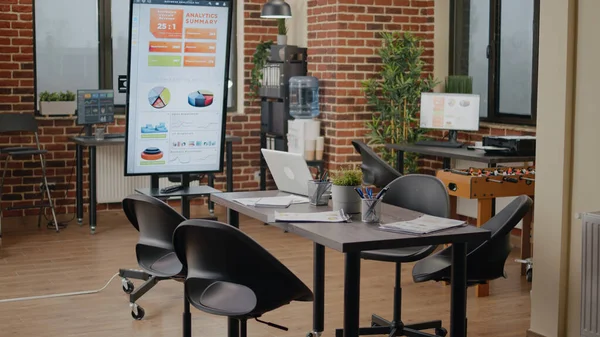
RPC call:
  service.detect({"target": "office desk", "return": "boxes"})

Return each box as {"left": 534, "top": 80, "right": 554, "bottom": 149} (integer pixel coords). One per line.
{"left": 386, "top": 143, "right": 536, "bottom": 174}
{"left": 70, "top": 135, "right": 241, "bottom": 234}
{"left": 211, "top": 191, "right": 490, "bottom": 337}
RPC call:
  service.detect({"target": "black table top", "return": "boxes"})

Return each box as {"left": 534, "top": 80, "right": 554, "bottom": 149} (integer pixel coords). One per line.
{"left": 136, "top": 185, "right": 221, "bottom": 198}
{"left": 211, "top": 190, "right": 491, "bottom": 253}
{"left": 70, "top": 134, "right": 243, "bottom": 147}
{"left": 386, "top": 143, "right": 536, "bottom": 164}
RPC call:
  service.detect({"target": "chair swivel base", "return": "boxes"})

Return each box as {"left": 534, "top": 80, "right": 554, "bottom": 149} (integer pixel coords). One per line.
{"left": 335, "top": 314, "right": 446, "bottom": 337}
{"left": 119, "top": 268, "right": 169, "bottom": 320}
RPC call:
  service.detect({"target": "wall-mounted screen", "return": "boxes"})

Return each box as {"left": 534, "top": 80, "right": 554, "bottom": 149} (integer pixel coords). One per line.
{"left": 125, "top": 0, "right": 232, "bottom": 176}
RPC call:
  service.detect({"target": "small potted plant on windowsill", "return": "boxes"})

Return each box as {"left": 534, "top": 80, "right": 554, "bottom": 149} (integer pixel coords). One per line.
{"left": 39, "top": 90, "right": 76, "bottom": 116}
{"left": 331, "top": 167, "right": 363, "bottom": 214}
{"left": 277, "top": 18, "right": 287, "bottom": 45}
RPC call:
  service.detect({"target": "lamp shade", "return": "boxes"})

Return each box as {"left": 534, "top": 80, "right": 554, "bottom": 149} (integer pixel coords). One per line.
{"left": 260, "top": 0, "right": 292, "bottom": 19}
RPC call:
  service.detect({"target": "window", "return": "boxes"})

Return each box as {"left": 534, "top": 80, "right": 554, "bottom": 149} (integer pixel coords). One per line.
{"left": 34, "top": 0, "right": 237, "bottom": 113}
{"left": 450, "top": 0, "right": 539, "bottom": 125}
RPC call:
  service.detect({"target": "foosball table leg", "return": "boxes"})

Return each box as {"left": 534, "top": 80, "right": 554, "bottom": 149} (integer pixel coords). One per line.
{"left": 476, "top": 199, "right": 493, "bottom": 297}
{"left": 520, "top": 196, "right": 534, "bottom": 275}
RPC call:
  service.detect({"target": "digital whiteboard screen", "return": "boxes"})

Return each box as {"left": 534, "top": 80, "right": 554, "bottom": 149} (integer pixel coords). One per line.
{"left": 419, "top": 92, "right": 480, "bottom": 132}
{"left": 125, "top": 0, "right": 232, "bottom": 176}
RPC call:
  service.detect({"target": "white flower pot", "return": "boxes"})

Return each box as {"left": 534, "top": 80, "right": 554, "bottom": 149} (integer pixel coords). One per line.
{"left": 39, "top": 101, "right": 76, "bottom": 116}
{"left": 331, "top": 185, "right": 361, "bottom": 214}
{"left": 277, "top": 34, "right": 287, "bottom": 45}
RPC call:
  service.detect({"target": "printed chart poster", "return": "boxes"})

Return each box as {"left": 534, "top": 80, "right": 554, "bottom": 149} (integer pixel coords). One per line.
{"left": 125, "top": 0, "right": 231, "bottom": 175}
{"left": 419, "top": 93, "right": 480, "bottom": 132}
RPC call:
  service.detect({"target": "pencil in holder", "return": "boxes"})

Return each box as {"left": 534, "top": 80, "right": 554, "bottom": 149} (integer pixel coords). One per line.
{"left": 361, "top": 199, "right": 381, "bottom": 223}
{"left": 307, "top": 180, "right": 331, "bottom": 206}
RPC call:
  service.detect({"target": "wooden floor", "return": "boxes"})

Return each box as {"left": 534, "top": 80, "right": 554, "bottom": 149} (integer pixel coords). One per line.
{"left": 0, "top": 206, "right": 531, "bottom": 337}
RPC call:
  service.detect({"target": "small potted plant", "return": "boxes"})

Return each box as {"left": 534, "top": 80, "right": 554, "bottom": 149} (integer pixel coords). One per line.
{"left": 331, "top": 167, "right": 363, "bottom": 214}
{"left": 39, "top": 90, "right": 76, "bottom": 116}
{"left": 277, "top": 18, "right": 287, "bottom": 45}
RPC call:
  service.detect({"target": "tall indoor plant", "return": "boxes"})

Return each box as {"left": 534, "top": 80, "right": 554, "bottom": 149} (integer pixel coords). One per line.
{"left": 249, "top": 40, "right": 273, "bottom": 101}
{"left": 362, "top": 32, "right": 438, "bottom": 173}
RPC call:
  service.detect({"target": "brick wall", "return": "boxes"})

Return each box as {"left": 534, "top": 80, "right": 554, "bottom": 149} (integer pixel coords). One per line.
{"left": 307, "top": 0, "right": 436, "bottom": 172}
{"left": 0, "top": 0, "right": 277, "bottom": 218}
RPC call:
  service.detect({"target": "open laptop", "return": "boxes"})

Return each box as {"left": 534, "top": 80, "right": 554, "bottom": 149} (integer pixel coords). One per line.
{"left": 261, "top": 149, "right": 314, "bottom": 196}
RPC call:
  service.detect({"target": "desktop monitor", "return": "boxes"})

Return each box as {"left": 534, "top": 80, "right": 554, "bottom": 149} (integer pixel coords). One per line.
{"left": 76, "top": 89, "right": 115, "bottom": 125}
{"left": 124, "top": 0, "right": 233, "bottom": 176}
{"left": 419, "top": 92, "right": 480, "bottom": 147}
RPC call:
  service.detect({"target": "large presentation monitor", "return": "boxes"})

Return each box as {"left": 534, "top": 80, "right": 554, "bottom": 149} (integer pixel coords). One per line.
{"left": 124, "top": 0, "right": 233, "bottom": 176}
{"left": 418, "top": 92, "right": 480, "bottom": 147}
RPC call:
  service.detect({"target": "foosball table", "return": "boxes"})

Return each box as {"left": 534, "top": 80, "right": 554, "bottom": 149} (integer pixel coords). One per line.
{"left": 436, "top": 166, "right": 535, "bottom": 297}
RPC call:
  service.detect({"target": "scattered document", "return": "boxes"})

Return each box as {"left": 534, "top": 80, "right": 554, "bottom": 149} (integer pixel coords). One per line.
{"left": 378, "top": 215, "right": 466, "bottom": 235}
{"left": 274, "top": 210, "right": 351, "bottom": 223}
{"left": 234, "top": 195, "right": 309, "bottom": 208}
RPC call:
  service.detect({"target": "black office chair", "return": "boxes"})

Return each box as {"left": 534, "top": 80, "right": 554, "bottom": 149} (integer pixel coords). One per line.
{"left": 173, "top": 219, "right": 314, "bottom": 336}
{"left": 352, "top": 140, "right": 401, "bottom": 188}
{"left": 0, "top": 113, "right": 59, "bottom": 236}
{"left": 412, "top": 195, "right": 533, "bottom": 286}
{"left": 336, "top": 174, "right": 450, "bottom": 337}
{"left": 119, "top": 193, "right": 187, "bottom": 320}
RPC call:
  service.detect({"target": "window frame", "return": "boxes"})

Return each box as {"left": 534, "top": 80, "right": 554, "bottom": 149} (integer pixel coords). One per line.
{"left": 33, "top": 0, "right": 238, "bottom": 115}
{"left": 449, "top": 0, "right": 540, "bottom": 126}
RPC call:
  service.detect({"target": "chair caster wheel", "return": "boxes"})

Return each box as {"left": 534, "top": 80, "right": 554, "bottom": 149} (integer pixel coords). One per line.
{"left": 122, "top": 278, "right": 134, "bottom": 294}
{"left": 526, "top": 268, "right": 533, "bottom": 282}
{"left": 131, "top": 304, "right": 145, "bottom": 320}
{"left": 306, "top": 331, "right": 321, "bottom": 337}
{"left": 435, "top": 327, "right": 448, "bottom": 337}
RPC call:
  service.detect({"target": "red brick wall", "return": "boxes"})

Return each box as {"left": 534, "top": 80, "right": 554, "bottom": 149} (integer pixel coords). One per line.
{"left": 307, "top": 0, "right": 436, "bottom": 172}
{"left": 0, "top": 0, "right": 277, "bottom": 217}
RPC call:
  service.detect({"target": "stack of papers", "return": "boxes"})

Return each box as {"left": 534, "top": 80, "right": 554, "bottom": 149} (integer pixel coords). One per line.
{"left": 234, "top": 195, "right": 309, "bottom": 208}
{"left": 378, "top": 215, "right": 466, "bottom": 235}
{"left": 274, "top": 210, "right": 351, "bottom": 223}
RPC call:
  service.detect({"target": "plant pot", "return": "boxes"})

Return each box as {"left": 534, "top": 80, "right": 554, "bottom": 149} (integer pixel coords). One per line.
{"left": 277, "top": 34, "right": 287, "bottom": 45}
{"left": 39, "top": 101, "right": 76, "bottom": 116}
{"left": 331, "top": 185, "right": 361, "bottom": 214}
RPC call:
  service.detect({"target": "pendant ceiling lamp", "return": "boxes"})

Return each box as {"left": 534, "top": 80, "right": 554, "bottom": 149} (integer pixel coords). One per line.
{"left": 260, "top": 0, "right": 292, "bottom": 19}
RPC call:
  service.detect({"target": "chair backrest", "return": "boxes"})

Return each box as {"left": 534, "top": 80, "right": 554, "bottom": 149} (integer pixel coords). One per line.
{"left": 464, "top": 195, "right": 533, "bottom": 280}
{"left": 122, "top": 194, "right": 187, "bottom": 253}
{"left": 173, "top": 219, "right": 313, "bottom": 311}
{"left": 0, "top": 113, "right": 39, "bottom": 134}
{"left": 352, "top": 140, "right": 401, "bottom": 188}
{"left": 382, "top": 174, "right": 450, "bottom": 218}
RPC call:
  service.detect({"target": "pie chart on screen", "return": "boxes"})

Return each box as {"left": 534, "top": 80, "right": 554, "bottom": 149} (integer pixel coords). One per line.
{"left": 148, "top": 87, "right": 171, "bottom": 109}
{"left": 187, "top": 90, "right": 214, "bottom": 108}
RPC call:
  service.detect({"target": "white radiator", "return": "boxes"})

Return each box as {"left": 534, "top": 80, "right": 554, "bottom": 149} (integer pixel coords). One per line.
{"left": 96, "top": 145, "right": 199, "bottom": 203}
{"left": 581, "top": 212, "right": 600, "bottom": 337}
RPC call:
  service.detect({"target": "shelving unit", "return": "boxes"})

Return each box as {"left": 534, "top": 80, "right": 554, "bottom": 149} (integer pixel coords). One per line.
{"left": 258, "top": 44, "right": 324, "bottom": 190}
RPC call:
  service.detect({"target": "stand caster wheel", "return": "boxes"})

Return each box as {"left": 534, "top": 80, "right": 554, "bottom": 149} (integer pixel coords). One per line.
{"left": 131, "top": 303, "right": 145, "bottom": 320}
{"left": 122, "top": 278, "right": 134, "bottom": 294}
{"left": 306, "top": 331, "right": 321, "bottom": 337}
{"left": 435, "top": 327, "right": 448, "bottom": 337}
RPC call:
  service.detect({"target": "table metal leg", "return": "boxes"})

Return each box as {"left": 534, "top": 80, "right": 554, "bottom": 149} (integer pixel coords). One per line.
{"left": 76, "top": 144, "right": 83, "bottom": 225}
{"left": 311, "top": 243, "right": 325, "bottom": 337}
{"left": 227, "top": 207, "right": 240, "bottom": 337}
{"left": 343, "top": 252, "right": 361, "bottom": 337}
{"left": 450, "top": 242, "right": 468, "bottom": 337}
{"left": 208, "top": 173, "right": 215, "bottom": 214}
{"left": 89, "top": 147, "right": 97, "bottom": 234}
{"left": 227, "top": 141, "right": 233, "bottom": 192}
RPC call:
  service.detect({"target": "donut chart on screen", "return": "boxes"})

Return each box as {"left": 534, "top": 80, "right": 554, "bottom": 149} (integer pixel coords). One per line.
{"left": 148, "top": 87, "right": 171, "bottom": 109}
{"left": 187, "top": 90, "right": 214, "bottom": 108}
{"left": 141, "top": 147, "right": 163, "bottom": 161}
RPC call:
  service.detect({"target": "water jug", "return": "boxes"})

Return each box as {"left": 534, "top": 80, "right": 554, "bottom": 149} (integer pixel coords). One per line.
{"left": 289, "top": 76, "right": 319, "bottom": 119}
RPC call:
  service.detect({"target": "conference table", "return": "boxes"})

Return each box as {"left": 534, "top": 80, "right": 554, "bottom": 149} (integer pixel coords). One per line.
{"left": 211, "top": 190, "right": 491, "bottom": 337}
{"left": 70, "top": 134, "right": 241, "bottom": 234}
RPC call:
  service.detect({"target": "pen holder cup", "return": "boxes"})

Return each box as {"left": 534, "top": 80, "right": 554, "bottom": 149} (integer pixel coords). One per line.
{"left": 307, "top": 180, "right": 331, "bottom": 206}
{"left": 361, "top": 199, "right": 382, "bottom": 223}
